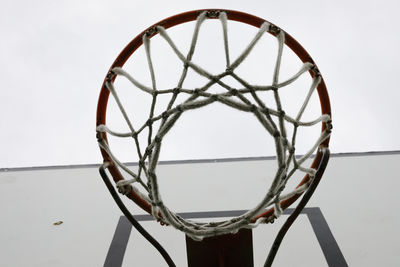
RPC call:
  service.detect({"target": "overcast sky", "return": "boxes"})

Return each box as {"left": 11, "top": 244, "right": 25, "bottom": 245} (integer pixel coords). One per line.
{"left": 1, "top": 0, "right": 399, "bottom": 168}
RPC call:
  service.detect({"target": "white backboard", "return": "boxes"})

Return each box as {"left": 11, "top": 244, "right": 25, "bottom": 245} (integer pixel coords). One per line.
{"left": 1, "top": 151, "right": 399, "bottom": 266}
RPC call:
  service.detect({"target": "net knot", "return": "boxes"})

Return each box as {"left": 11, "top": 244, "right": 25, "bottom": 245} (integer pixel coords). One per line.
{"left": 273, "top": 130, "right": 280, "bottom": 138}
{"left": 326, "top": 121, "right": 333, "bottom": 133}
{"left": 96, "top": 131, "right": 103, "bottom": 141}
{"left": 146, "top": 119, "right": 153, "bottom": 127}
{"left": 145, "top": 147, "right": 152, "bottom": 155}
{"left": 268, "top": 217, "right": 275, "bottom": 224}
{"left": 250, "top": 104, "right": 257, "bottom": 112}
{"left": 176, "top": 105, "right": 183, "bottom": 112}
{"left": 230, "top": 88, "right": 238, "bottom": 96}
{"left": 116, "top": 181, "right": 132, "bottom": 195}
{"left": 206, "top": 10, "right": 220, "bottom": 18}
{"left": 161, "top": 111, "right": 169, "bottom": 119}
{"left": 311, "top": 65, "right": 321, "bottom": 77}
{"left": 145, "top": 27, "right": 158, "bottom": 37}
{"left": 269, "top": 24, "right": 281, "bottom": 35}
{"left": 139, "top": 159, "right": 146, "bottom": 168}
{"left": 282, "top": 138, "right": 289, "bottom": 146}
{"left": 106, "top": 70, "right": 116, "bottom": 82}
{"left": 210, "top": 76, "right": 219, "bottom": 83}
{"left": 193, "top": 88, "right": 201, "bottom": 96}
{"left": 154, "top": 135, "right": 162, "bottom": 143}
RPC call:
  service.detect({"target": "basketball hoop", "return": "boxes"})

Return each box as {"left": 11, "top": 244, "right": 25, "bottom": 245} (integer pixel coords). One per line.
{"left": 97, "top": 9, "right": 332, "bottom": 266}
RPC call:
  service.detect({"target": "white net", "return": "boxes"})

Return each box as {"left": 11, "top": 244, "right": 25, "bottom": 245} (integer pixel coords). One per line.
{"left": 97, "top": 11, "right": 332, "bottom": 240}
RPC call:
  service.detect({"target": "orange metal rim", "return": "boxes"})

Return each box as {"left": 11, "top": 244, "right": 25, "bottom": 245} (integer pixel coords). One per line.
{"left": 96, "top": 9, "right": 331, "bottom": 219}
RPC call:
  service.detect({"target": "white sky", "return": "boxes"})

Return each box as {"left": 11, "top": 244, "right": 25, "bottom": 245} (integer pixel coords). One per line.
{"left": 1, "top": 0, "right": 399, "bottom": 168}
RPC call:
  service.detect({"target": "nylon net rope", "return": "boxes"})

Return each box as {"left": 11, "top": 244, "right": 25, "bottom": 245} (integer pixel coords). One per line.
{"left": 97, "top": 11, "right": 332, "bottom": 240}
